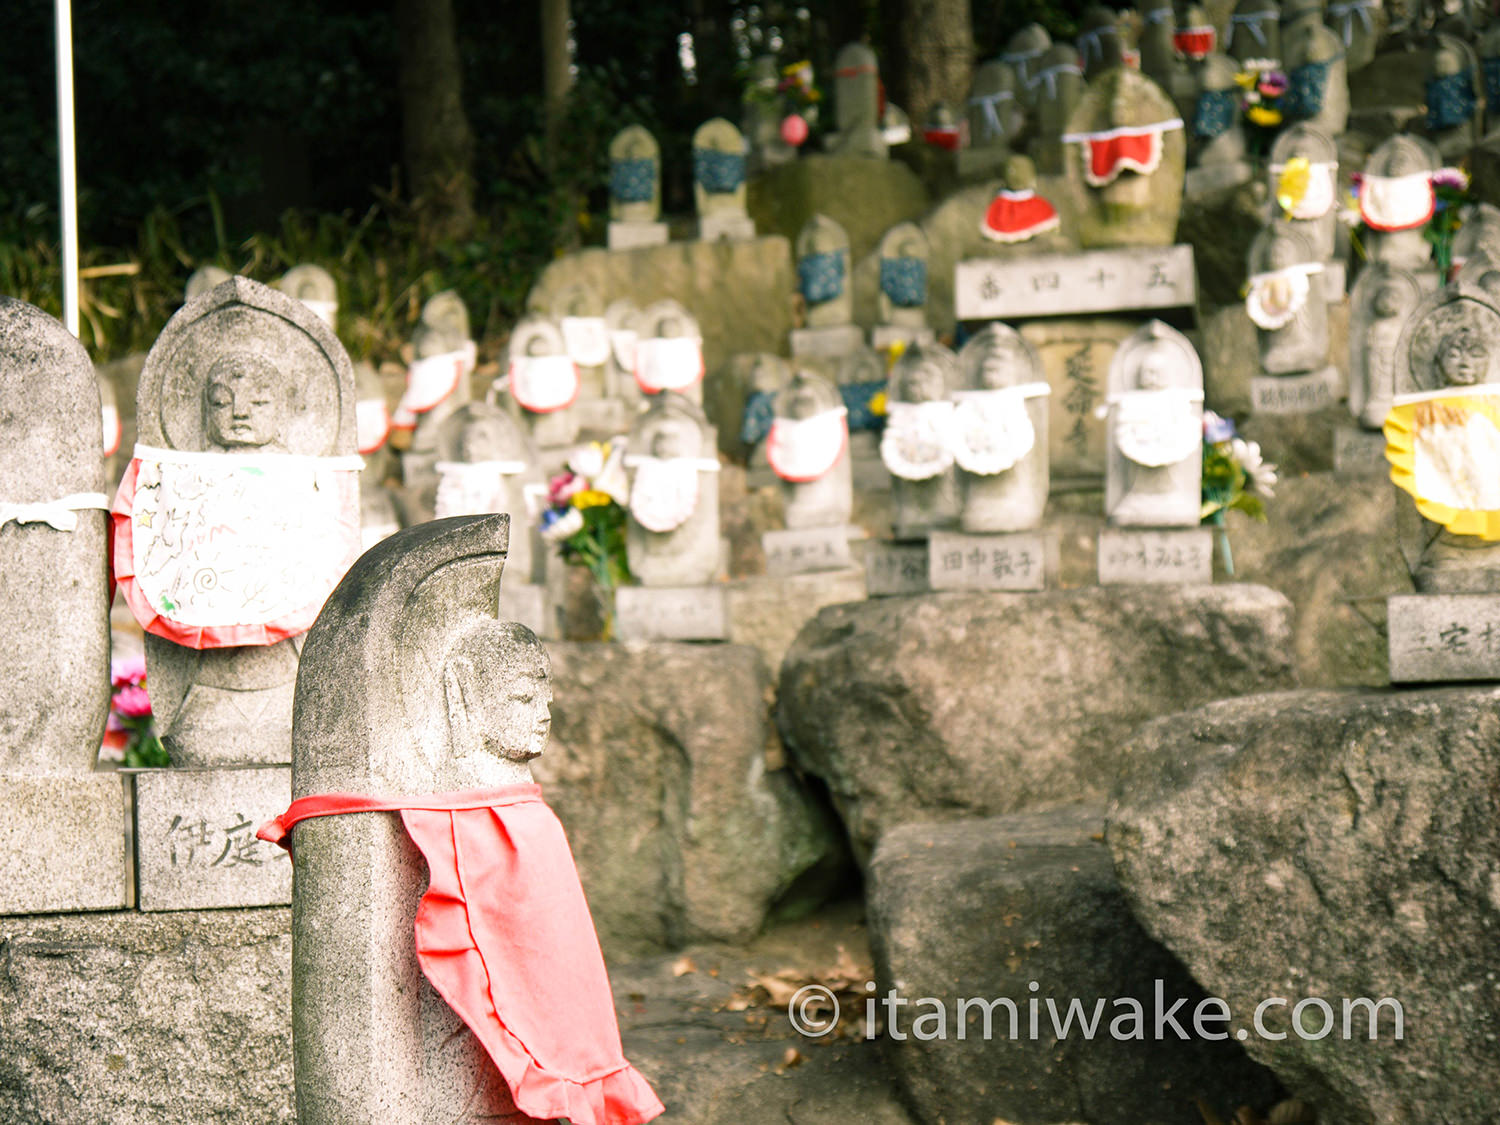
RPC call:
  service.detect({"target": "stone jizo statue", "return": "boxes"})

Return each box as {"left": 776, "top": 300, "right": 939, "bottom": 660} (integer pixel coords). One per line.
{"left": 1348, "top": 262, "right": 1423, "bottom": 430}
{"left": 625, "top": 392, "right": 721, "bottom": 586}
{"left": 882, "top": 343, "right": 962, "bottom": 539}
{"left": 1104, "top": 320, "right": 1204, "bottom": 527}
{"left": 765, "top": 369, "right": 853, "bottom": 530}
{"left": 953, "top": 323, "right": 1051, "bottom": 533}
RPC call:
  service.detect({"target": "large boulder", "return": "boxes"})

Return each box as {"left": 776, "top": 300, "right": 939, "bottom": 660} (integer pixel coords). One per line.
{"left": 868, "top": 807, "right": 1282, "bottom": 1124}
{"left": 1109, "top": 687, "right": 1500, "bottom": 1125}
{"left": 0, "top": 909, "right": 293, "bottom": 1124}
{"left": 778, "top": 586, "right": 1298, "bottom": 862}
{"left": 540, "top": 642, "right": 850, "bottom": 957}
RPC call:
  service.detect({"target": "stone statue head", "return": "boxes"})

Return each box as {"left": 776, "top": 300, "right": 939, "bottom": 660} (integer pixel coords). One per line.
{"left": 1394, "top": 283, "right": 1500, "bottom": 394}
{"left": 202, "top": 350, "right": 294, "bottom": 451}
{"left": 778, "top": 370, "right": 842, "bottom": 420}
{"left": 442, "top": 618, "right": 552, "bottom": 764}
{"left": 1437, "top": 327, "right": 1491, "bottom": 386}
{"left": 458, "top": 414, "right": 520, "bottom": 463}
{"left": 892, "top": 346, "right": 954, "bottom": 402}
{"left": 1110, "top": 320, "right": 1201, "bottom": 395}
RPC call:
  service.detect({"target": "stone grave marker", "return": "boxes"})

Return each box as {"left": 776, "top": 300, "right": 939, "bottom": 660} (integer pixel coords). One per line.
{"left": 505, "top": 315, "right": 580, "bottom": 450}
{"left": 1246, "top": 224, "right": 1339, "bottom": 414}
{"left": 694, "top": 117, "right": 756, "bottom": 242}
{"left": 830, "top": 42, "right": 887, "bottom": 157}
{"left": 792, "top": 214, "right": 864, "bottom": 358}
{"left": 883, "top": 343, "right": 962, "bottom": 540}
{"left": 873, "top": 221, "right": 935, "bottom": 350}
{"left": 607, "top": 124, "right": 669, "bottom": 250}
{"left": 277, "top": 263, "right": 339, "bottom": 329}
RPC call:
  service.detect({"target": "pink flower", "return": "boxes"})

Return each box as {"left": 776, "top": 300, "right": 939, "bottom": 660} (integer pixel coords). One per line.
{"left": 111, "top": 653, "right": 146, "bottom": 688}
{"left": 1257, "top": 71, "right": 1288, "bottom": 97}
{"left": 548, "top": 471, "right": 584, "bottom": 506}
{"left": 112, "top": 685, "right": 153, "bottom": 719}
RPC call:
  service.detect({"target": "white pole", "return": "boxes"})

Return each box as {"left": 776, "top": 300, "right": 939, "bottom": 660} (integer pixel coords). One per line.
{"left": 55, "top": 0, "right": 80, "bottom": 338}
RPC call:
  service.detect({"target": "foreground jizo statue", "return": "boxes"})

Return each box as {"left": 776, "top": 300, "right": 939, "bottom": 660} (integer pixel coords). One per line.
{"left": 258, "top": 515, "right": 662, "bottom": 1123}
{"left": 113, "top": 277, "right": 362, "bottom": 766}
{"left": 1385, "top": 282, "right": 1500, "bottom": 592}
{"left": 1104, "top": 320, "right": 1204, "bottom": 527}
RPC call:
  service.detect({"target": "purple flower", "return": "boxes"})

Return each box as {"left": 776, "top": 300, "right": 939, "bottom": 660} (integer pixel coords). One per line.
{"left": 112, "top": 685, "right": 153, "bottom": 719}
{"left": 1431, "top": 167, "right": 1469, "bottom": 192}
{"left": 1203, "top": 410, "right": 1237, "bottom": 444}
{"left": 1257, "top": 71, "right": 1288, "bottom": 98}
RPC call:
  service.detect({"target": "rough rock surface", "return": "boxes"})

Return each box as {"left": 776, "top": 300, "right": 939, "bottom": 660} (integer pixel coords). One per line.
{"left": 0, "top": 909, "right": 294, "bottom": 1125}
{"left": 541, "top": 642, "right": 851, "bottom": 957}
{"left": 1108, "top": 687, "right": 1500, "bottom": 1125}
{"left": 778, "top": 585, "right": 1297, "bottom": 861}
{"left": 868, "top": 808, "right": 1283, "bottom": 1124}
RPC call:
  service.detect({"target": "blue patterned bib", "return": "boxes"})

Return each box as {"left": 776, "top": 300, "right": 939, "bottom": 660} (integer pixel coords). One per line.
{"left": 1426, "top": 70, "right": 1477, "bottom": 132}
{"left": 880, "top": 258, "right": 928, "bottom": 308}
{"left": 610, "top": 158, "right": 656, "bottom": 204}
{"left": 798, "top": 250, "right": 847, "bottom": 306}
{"left": 1282, "top": 57, "right": 1333, "bottom": 122}
{"left": 693, "top": 147, "right": 747, "bottom": 194}
{"left": 740, "top": 390, "right": 776, "bottom": 447}
{"left": 841, "top": 380, "right": 888, "bottom": 432}
{"left": 1194, "top": 87, "right": 1240, "bottom": 139}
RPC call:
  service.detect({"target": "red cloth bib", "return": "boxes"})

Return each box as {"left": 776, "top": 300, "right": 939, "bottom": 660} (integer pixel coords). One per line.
{"left": 980, "top": 189, "right": 1061, "bottom": 243}
{"left": 1064, "top": 120, "right": 1181, "bottom": 187}
{"left": 1172, "top": 26, "right": 1216, "bottom": 59}
{"left": 923, "top": 125, "right": 963, "bottom": 151}
{"left": 259, "top": 784, "right": 664, "bottom": 1125}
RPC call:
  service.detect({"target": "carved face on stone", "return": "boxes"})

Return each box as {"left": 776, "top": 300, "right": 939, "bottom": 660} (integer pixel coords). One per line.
{"left": 1374, "top": 284, "right": 1406, "bottom": 319}
{"left": 649, "top": 414, "right": 702, "bottom": 459}
{"left": 978, "top": 340, "right": 1030, "bottom": 388}
{"left": 458, "top": 416, "right": 519, "bottom": 463}
{"left": 782, "top": 373, "right": 840, "bottom": 420}
{"left": 203, "top": 352, "right": 290, "bottom": 450}
{"left": 895, "top": 356, "right": 948, "bottom": 402}
{"left": 1437, "top": 328, "right": 1490, "bottom": 386}
{"left": 444, "top": 620, "right": 553, "bottom": 763}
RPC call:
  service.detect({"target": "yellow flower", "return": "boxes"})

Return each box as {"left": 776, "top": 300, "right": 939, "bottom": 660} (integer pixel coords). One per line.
{"left": 1233, "top": 71, "right": 1256, "bottom": 89}
{"left": 870, "top": 391, "right": 888, "bottom": 417}
{"left": 1276, "top": 156, "right": 1311, "bottom": 216}
{"left": 571, "top": 489, "right": 612, "bottom": 509}
{"left": 1247, "top": 105, "right": 1283, "bottom": 127}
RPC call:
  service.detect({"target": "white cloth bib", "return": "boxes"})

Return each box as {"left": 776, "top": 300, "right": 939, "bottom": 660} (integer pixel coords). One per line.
{"left": 508, "top": 355, "right": 580, "bottom": 414}
{"left": 561, "top": 317, "right": 612, "bottom": 368}
{"left": 610, "top": 329, "right": 639, "bottom": 373}
{"left": 1110, "top": 389, "right": 1202, "bottom": 467}
{"left": 122, "top": 445, "right": 362, "bottom": 637}
{"left": 766, "top": 407, "right": 848, "bottom": 483}
{"left": 634, "top": 337, "right": 704, "bottom": 394}
{"left": 626, "top": 456, "right": 718, "bottom": 533}
{"left": 881, "top": 401, "right": 957, "bottom": 481}
{"left": 356, "top": 398, "right": 391, "bottom": 454}
{"left": 434, "top": 459, "right": 529, "bottom": 519}
{"left": 394, "top": 350, "right": 467, "bottom": 427}
{"left": 1359, "top": 172, "right": 1435, "bottom": 233}
{"left": 1273, "top": 160, "right": 1338, "bottom": 220}
{"left": 950, "top": 383, "right": 1049, "bottom": 475}
{"left": 1245, "top": 263, "right": 1323, "bottom": 330}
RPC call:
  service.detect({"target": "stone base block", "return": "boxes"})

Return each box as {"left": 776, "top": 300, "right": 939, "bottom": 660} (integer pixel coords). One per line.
{"left": 1185, "top": 159, "right": 1253, "bottom": 199}
{"left": 860, "top": 540, "right": 930, "bottom": 597}
{"left": 870, "top": 324, "right": 935, "bottom": 352}
{"left": 763, "top": 525, "right": 861, "bottom": 576}
{"left": 1388, "top": 594, "right": 1500, "bottom": 683}
{"left": 132, "top": 767, "right": 291, "bottom": 911}
{"left": 791, "top": 324, "right": 865, "bottom": 359}
{"left": 697, "top": 213, "right": 756, "bottom": 243}
{"left": 1334, "top": 424, "right": 1389, "bottom": 475}
{"left": 928, "top": 529, "right": 1057, "bottom": 591}
{"left": 727, "top": 568, "right": 868, "bottom": 673}
{"left": 615, "top": 585, "right": 728, "bottom": 641}
{"left": 1250, "top": 366, "right": 1341, "bottom": 414}
{"left": 500, "top": 581, "right": 554, "bottom": 639}
{"left": 607, "top": 221, "right": 670, "bottom": 251}
{"left": 1098, "top": 527, "right": 1213, "bottom": 585}
{"left": 0, "top": 772, "right": 129, "bottom": 914}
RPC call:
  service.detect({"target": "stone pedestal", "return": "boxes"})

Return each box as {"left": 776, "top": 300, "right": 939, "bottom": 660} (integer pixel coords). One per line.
{"left": 1333, "top": 425, "right": 1389, "bottom": 476}
{"left": 0, "top": 772, "right": 129, "bottom": 914}
{"left": 790, "top": 324, "right": 865, "bottom": 359}
{"left": 726, "top": 568, "right": 869, "bottom": 672}
{"left": 1098, "top": 527, "right": 1213, "bottom": 585}
{"left": 861, "top": 540, "right": 931, "bottom": 597}
{"left": 698, "top": 214, "right": 756, "bottom": 243}
{"left": 763, "top": 525, "right": 862, "bottom": 576}
{"left": 871, "top": 324, "right": 936, "bottom": 352}
{"left": 132, "top": 766, "right": 292, "bottom": 911}
{"left": 955, "top": 146, "right": 1011, "bottom": 181}
{"left": 928, "top": 530, "right": 1058, "bottom": 591}
{"left": 614, "top": 585, "right": 728, "bottom": 641}
{"left": 1388, "top": 595, "right": 1500, "bottom": 682}
{"left": 1250, "top": 366, "right": 1341, "bottom": 414}
{"left": 1184, "top": 160, "right": 1253, "bottom": 199}
{"left": 607, "top": 221, "right": 670, "bottom": 251}
{"left": 499, "top": 581, "right": 554, "bottom": 639}
{"left": 955, "top": 246, "right": 1198, "bottom": 323}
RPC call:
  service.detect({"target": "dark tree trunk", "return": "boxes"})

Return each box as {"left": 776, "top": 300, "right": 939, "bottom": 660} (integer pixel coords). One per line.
{"left": 894, "top": 0, "right": 974, "bottom": 131}
{"left": 540, "top": 0, "right": 573, "bottom": 172}
{"left": 395, "top": 0, "right": 476, "bottom": 245}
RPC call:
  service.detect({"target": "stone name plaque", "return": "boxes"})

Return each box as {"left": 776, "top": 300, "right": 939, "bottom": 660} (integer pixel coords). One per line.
{"left": 1333, "top": 425, "right": 1389, "bottom": 476}
{"left": 928, "top": 530, "right": 1055, "bottom": 591}
{"left": 1250, "top": 366, "right": 1341, "bottom": 414}
{"left": 1388, "top": 595, "right": 1500, "bottom": 683}
{"left": 956, "top": 245, "right": 1197, "bottom": 321}
{"left": 133, "top": 766, "right": 292, "bottom": 911}
{"left": 615, "top": 584, "right": 729, "bottom": 641}
{"left": 764, "top": 526, "right": 857, "bottom": 576}
{"left": 863, "top": 541, "right": 931, "bottom": 597}
{"left": 1098, "top": 528, "right": 1214, "bottom": 586}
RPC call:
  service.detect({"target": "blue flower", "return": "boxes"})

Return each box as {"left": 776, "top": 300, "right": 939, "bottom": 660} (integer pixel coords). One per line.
{"left": 1203, "top": 410, "right": 1236, "bottom": 443}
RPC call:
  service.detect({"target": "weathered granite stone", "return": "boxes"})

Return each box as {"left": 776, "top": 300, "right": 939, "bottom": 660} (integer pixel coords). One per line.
{"left": 433, "top": 400, "right": 543, "bottom": 585}
{"left": 0, "top": 909, "right": 295, "bottom": 1124}
{"left": 1064, "top": 67, "right": 1188, "bottom": 249}
{"left": 694, "top": 117, "right": 755, "bottom": 242}
{"left": 1390, "top": 281, "right": 1500, "bottom": 593}
{"left": 1227, "top": 0, "right": 1281, "bottom": 67}
{"left": 1019, "top": 317, "right": 1140, "bottom": 482}
{"left": 1030, "top": 44, "right": 1087, "bottom": 174}
{"left": 1268, "top": 124, "right": 1340, "bottom": 263}
{"left": 1190, "top": 53, "right": 1251, "bottom": 181}
{"left": 537, "top": 642, "right": 848, "bottom": 953}
{"left": 1077, "top": 5, "right": 1127, "bottom": 77}
{"left": 767, "top": 369, "right": 853, "bottom": 529}
{"left": 960, "top": 61, "right": 1023, "bottom": 180}
{"left": 929, "top": 528, "right": 1056, "bottom": 589}
{"left": 954, "top": 323, "right": 1050, "bottom": 532}
{"left": 882, "top": 343, "right": 962, "bottom": 539}
{"left": 1347, "top": 261, "right": 1423, "bottom": 429}
{"left": 275, "top": 263, "right": 338, "bottom": 329}
{"left": 726, "top": 567, "right": 867, "bottom": 671}
{"left": 875, "top": 221, "right": 930, "bottom": 334}
{"left": 626, "top": 392, "right": 721, "bottom": 587}
{"left": 796, "top": 214, "right": 854, "bottom": 329}
{"left": 614, "top": 585, "right": 728, "bottom": 641}
{"left": 289, "top": 515, "right": 546, "bottom": 1120}
{"left": 1247, "top": 224, "right": 1331, "bottom": 378}
{"left": 0, "top": 774, "right": 127, "bottom": 914}
{"left": 1326, "top": 0, "right": 1382, "bottom": 70}
{"left": 830, "top": 42, "right": 887, "bottom": 158}
{"left": 1108, "top": 687, "right": 1500, "bottom": 1125}
{"left": 134, "top": 278, "right": 358, "bottom": 768}
{"left": 1360, "top": 135, "right": 1440, "bottom": 271}
{"left": 955, "top": 244, "right": 1198, "bottom": 322}
{"left": 777, "top": 584, "right": 1297, "bottom": 861}
{"left": 185, "top": 265, "right": 231, "bottom": 302}
{"left": 1387, "top": 593, "right": 1500, "bottom": 681}
{"left": 1138, "top": 0, "right": 1183, "bottom": 99}
{"left": 861, "top": 540, "right": 931, "bottom": 596}
{"left": 1004, "top": 22, "right": 1054, "bottom": 107}
{"left": 401, "top": 290, "right": 476, "bottom": 502}
{"left": 133, "top": 766, "right": 292, "bottom": 910}
{"left": 869, "top": 809, "right": 1282, "bottom": 1125}
{"left": 505, "top": 314, "right": 580, "bottom": 448}
{"left": 1104, "top": 320, "right": 1203, "bottom": 527}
